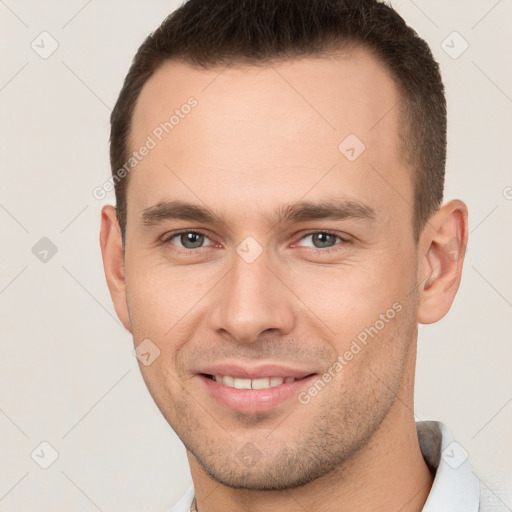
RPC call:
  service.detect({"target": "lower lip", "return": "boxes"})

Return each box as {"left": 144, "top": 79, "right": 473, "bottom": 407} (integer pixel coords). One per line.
{"left": 199, "top": 374, "right": 316, "bottom": 414}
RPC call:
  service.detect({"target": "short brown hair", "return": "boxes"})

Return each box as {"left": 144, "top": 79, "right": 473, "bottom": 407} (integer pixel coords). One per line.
{"left": 110, "top": 0, "right": 446, "bottom": 246}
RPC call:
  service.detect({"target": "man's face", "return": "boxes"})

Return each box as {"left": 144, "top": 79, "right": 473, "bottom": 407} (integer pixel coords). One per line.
{"left": 123, "top": 48, "right": 421, "bottom": 489}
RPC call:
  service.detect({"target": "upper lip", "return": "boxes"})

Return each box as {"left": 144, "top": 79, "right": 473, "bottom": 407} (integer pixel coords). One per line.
{"left": 198, "top": 362, "right": 316, "bottom": 380}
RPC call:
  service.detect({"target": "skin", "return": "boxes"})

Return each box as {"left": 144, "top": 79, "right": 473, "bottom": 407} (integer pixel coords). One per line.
{"left": 100, "top": 47, "right": 468, "bottom": 512}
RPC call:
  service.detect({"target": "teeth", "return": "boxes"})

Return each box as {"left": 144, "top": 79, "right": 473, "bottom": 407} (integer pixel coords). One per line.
{"left": 233, "top": 378, "right": 252, "bottom": 390}
{"left": 270, "top": 377, "right": 284, "bottom": 387}
{"left": 212, "top": 375, "right": 296, "bottom": 389}
{"left": 251, "top": 378, "right": 270, "bottom": 389}
{"left": 222, "top": 375, "right": 234, "bottom": 387}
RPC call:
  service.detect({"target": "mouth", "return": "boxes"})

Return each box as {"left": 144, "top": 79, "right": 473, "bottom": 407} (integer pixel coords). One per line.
{"left": 197, "top": 367, "right": 317, "bottom": 414}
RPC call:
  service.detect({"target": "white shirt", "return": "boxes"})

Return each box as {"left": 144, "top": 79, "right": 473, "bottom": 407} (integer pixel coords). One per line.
{"left": 170, "top": 420, "right": 497, "bottom": 511}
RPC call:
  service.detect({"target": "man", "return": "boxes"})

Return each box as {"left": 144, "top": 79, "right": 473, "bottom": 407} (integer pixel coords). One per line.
{"left": 99, "top": 0, "right": 492, "bottom": 510}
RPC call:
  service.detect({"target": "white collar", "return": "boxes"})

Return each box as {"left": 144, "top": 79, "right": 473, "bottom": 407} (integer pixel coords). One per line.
{"left": 417, "top": 420, "right": 480, "bottom": 511}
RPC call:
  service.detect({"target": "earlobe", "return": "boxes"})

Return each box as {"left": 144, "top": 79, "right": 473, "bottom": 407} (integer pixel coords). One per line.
{"left": 417, "top": 200, "right": 468, "bottom": 324}
{"left": 99, "top": 205, "right": 132, "bottom": 333}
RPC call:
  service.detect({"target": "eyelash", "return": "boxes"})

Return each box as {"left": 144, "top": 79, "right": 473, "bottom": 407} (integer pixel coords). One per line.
{"left": 159, "top": 229, "right": 351, "bottom": 253}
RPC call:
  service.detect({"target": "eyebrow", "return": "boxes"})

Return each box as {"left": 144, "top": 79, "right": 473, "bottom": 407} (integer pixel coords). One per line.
{"left": 140, "top": 198, "right": 377, "bottom": 229}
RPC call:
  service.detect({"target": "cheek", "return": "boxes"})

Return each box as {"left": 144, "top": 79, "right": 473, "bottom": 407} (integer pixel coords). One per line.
{"left": 124, "top": 256, "right": 209, "bottom": 337}
{"left": 286, "top": 254, "right": 414, "bottom": 334}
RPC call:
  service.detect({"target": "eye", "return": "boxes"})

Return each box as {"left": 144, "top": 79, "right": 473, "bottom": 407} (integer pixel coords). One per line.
{"left": 295, "top": 231, "right": 348, "bottom": 250}
{"left": 161, "top": 230, "right": 215, "bottom": 250}
{"left": 160, "top": 229, "right": 350, "bottom": 252}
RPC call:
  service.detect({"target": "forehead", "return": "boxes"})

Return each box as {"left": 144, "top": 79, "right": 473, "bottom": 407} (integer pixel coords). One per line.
{"left": 127, "top": 48, "right": 410, "bottom": 224}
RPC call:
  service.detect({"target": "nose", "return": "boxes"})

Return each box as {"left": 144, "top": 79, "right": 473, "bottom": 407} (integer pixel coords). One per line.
{"left": 208, "top": 247, "right": 297, "bottom": 344}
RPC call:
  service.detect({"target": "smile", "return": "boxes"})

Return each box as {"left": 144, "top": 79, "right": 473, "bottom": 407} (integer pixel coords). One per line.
{"left": 199, "top": 369, "right": 317, "bottom": 414}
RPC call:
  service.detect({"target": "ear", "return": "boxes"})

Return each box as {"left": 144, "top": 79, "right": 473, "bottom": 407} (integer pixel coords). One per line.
{"left": 99, "top": 205, "right": 132, "bottom": 333}
{"left": 417, "top": 199, "right": 468, "bottom": 324}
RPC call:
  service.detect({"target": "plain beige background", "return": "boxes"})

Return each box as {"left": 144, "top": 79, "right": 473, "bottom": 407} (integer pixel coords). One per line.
{"left": 0, "top": 1, "right": 511, "bottom": 510}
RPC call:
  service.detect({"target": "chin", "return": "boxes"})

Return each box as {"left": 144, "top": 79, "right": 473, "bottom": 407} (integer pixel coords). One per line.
{"left": 190, "top": 446, "right": 343, "bottom": 491}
